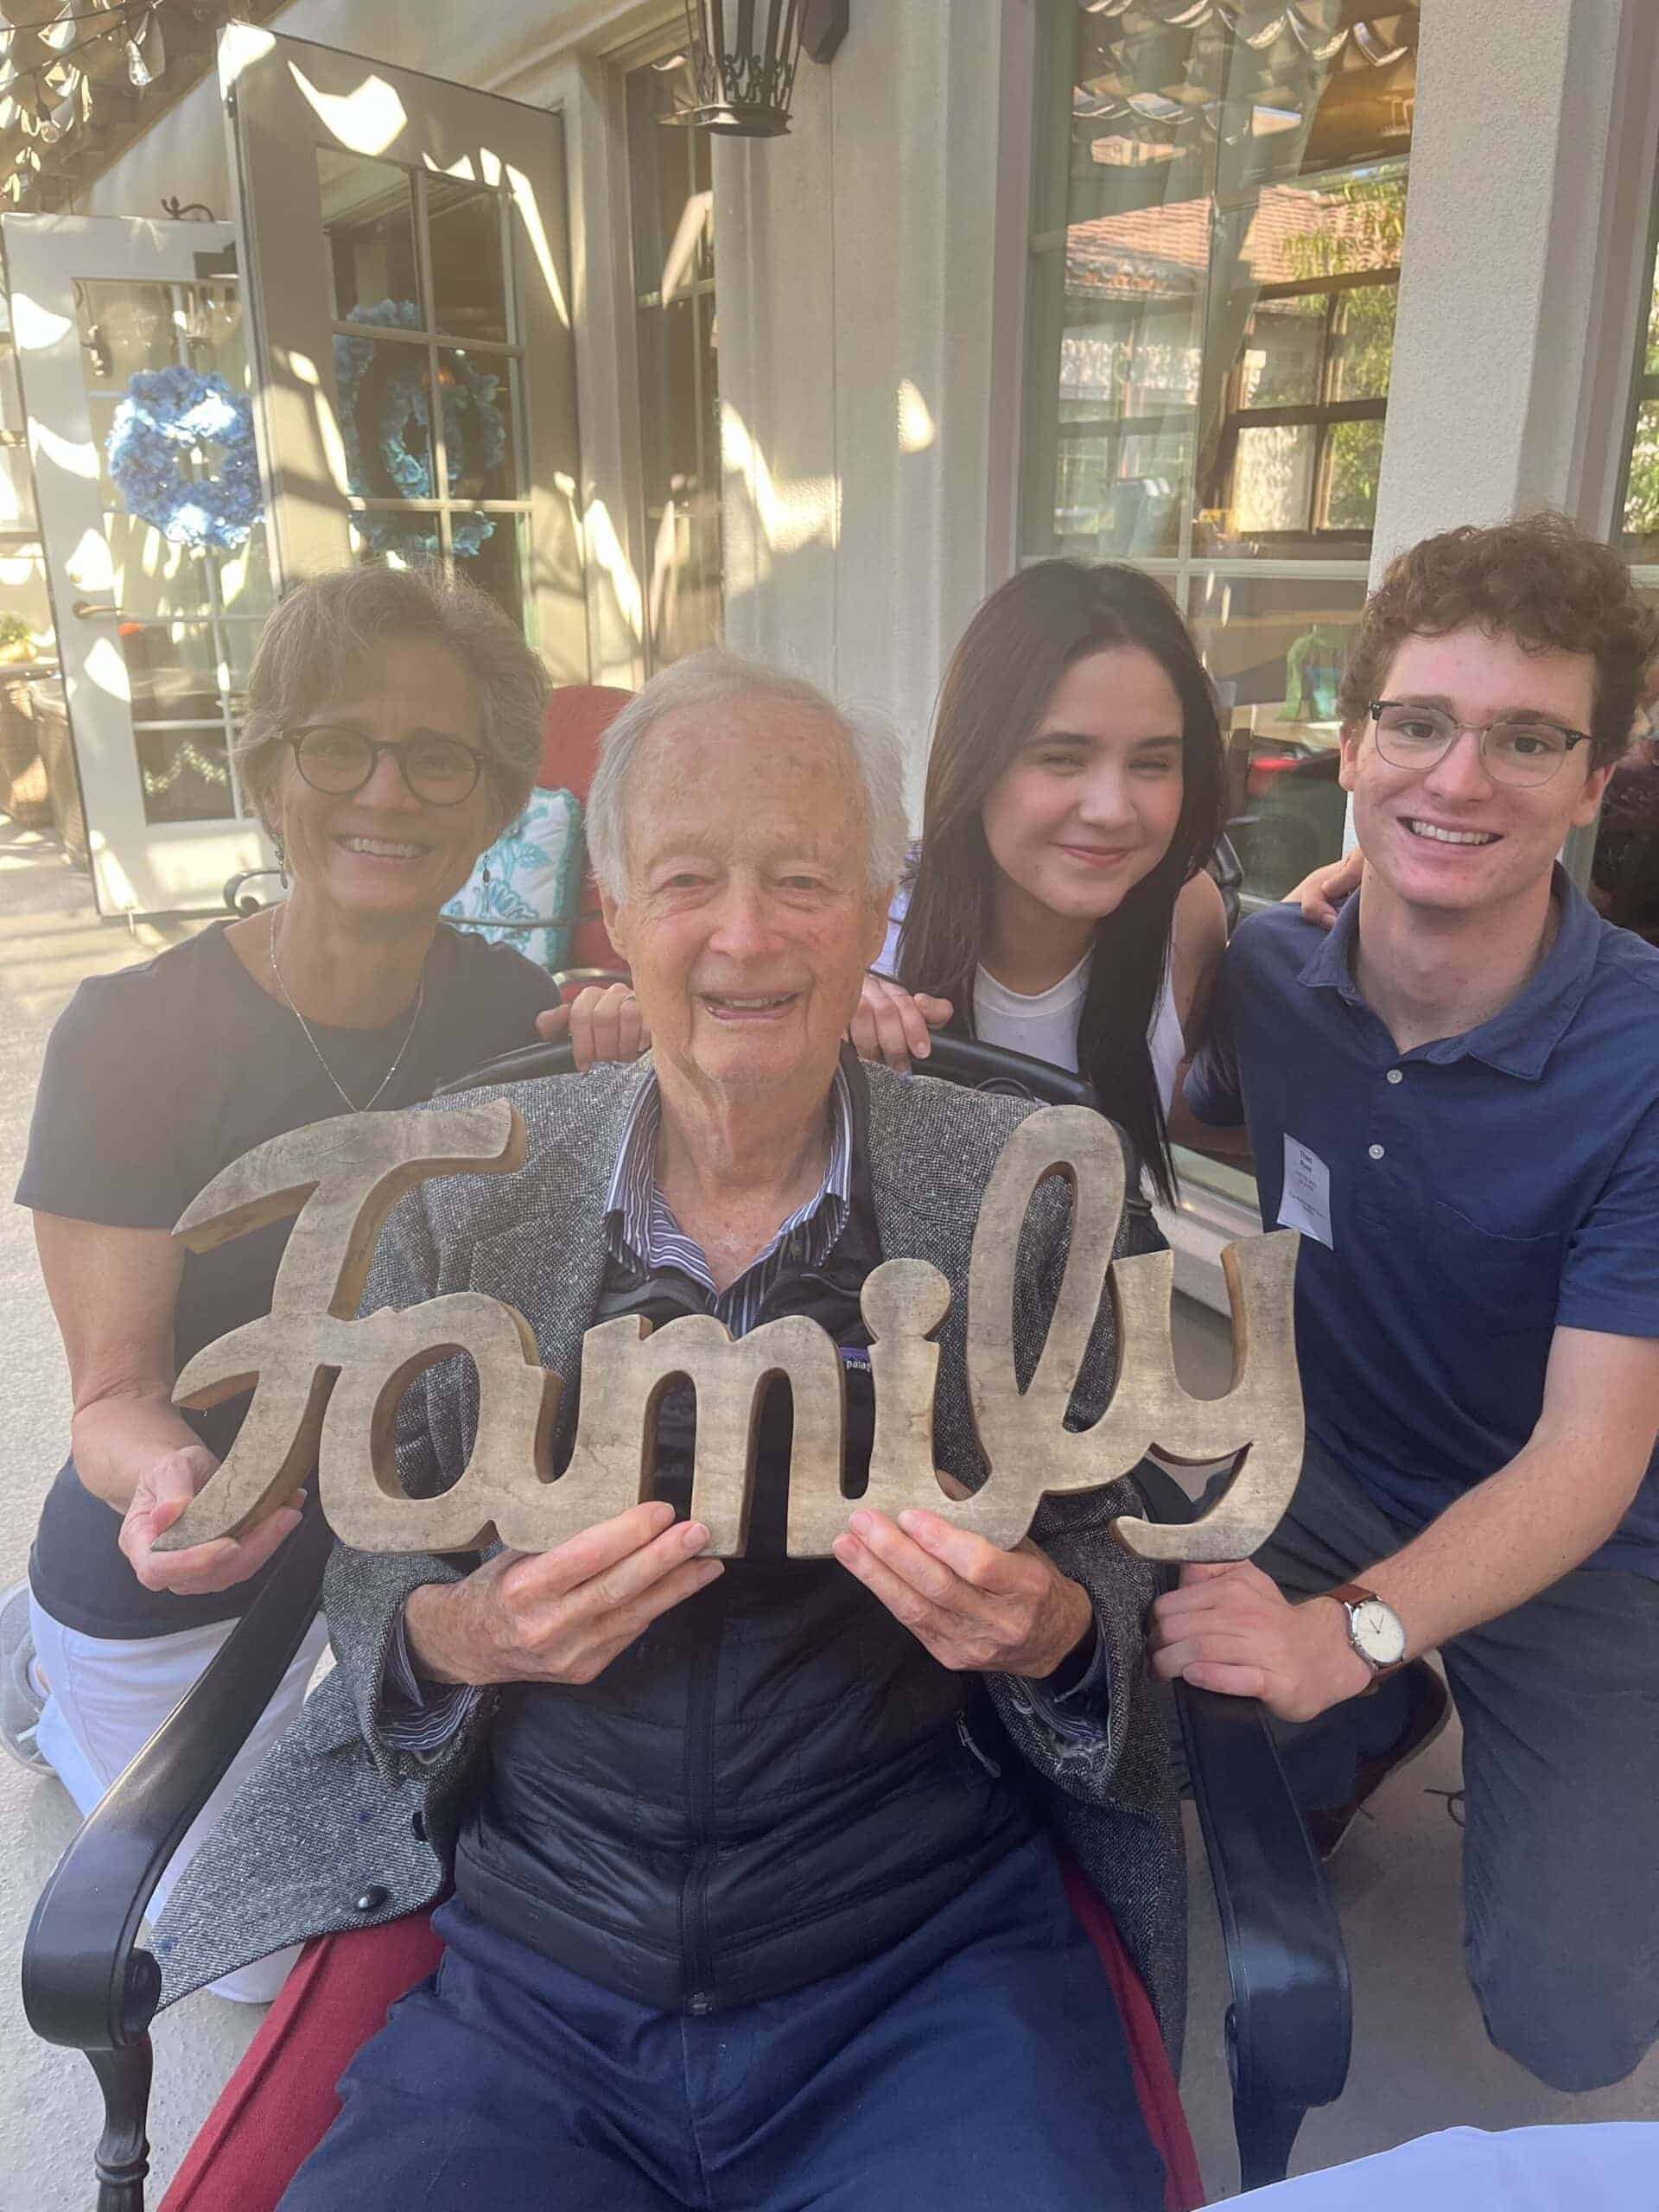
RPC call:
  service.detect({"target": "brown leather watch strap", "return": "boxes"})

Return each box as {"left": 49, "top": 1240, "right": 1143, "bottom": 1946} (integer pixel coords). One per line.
{"left": 1323, "top": 1582, "right": 1404, "bottom": 1687}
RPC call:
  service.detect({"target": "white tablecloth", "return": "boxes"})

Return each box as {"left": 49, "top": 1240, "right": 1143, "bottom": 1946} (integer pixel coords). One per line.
{"left": 1232, "top": 2124, "right": 1656, "bottom": 2208}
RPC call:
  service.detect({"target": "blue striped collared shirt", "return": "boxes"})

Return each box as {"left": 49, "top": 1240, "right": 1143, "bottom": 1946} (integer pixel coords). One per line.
{"left": 383, "top": 1058, "right": 1108, "bottom": 1751}
{"left": 603, "top": 1065, "right": 855, "bottom": 1334}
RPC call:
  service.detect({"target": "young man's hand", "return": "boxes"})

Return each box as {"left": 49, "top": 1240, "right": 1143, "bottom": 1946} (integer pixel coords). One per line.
{"left": 1148, "top": 1559, "right": 1375, "bottom": 1721}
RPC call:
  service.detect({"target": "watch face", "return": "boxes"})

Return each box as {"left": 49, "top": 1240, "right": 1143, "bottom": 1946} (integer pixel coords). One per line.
{"left": 1351, "top": 1599, "right": 1407, "bottom": 1667}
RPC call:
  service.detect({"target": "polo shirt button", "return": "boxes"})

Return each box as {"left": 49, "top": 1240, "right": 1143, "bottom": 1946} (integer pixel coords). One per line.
{"left": 353, "top": 1885, "right": 390, "bottom": 1913}
{"left": 1386, "top": 1069, "right": 1403, "bottom": 1084}
{"left": 1368, "top": 1143, "right": 1385, "bottom": 1160}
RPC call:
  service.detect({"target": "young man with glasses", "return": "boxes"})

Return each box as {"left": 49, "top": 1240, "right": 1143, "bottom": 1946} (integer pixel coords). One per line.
{"left": 1164, "top": 513, "right": 1659, "bottom": 2091}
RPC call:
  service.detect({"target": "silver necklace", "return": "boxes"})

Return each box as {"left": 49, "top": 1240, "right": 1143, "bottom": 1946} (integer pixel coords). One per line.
{"left": 269, "top": 906, "right": 426, "bottom": 1115}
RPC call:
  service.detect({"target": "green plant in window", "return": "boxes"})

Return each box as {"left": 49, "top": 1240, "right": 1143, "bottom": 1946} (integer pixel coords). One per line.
{"left": 1623, "top": 400, "right": 1659, "bottom": 541}
{"left": 1323, "top": 419, "right": 1386, "bottom": 531}
{"left": 1281, "top": 175, "right": 1407, "bottom": 281}
{"left": 1276, "top": 175, "right": 1406, "bottom": 531}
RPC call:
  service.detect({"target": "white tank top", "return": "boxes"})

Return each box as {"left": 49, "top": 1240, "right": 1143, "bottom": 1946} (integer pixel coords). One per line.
{"left": 875, "top": 890, "right": 1185, "bottom": 1110}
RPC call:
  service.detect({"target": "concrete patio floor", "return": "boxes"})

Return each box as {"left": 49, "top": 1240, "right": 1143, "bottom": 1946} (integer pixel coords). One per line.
{"left": 0, "top": 821, "right": 1652, "bottom": 2206}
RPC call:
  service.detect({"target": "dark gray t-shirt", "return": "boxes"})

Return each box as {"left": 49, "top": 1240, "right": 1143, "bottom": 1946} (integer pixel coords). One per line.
{"left": 17, "top": 919, "right": 559, "bottom": 1637}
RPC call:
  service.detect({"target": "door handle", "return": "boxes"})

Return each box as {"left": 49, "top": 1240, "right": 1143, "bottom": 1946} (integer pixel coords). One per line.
{"left": 70, "top": 601, "right": 124, "bottom": 620}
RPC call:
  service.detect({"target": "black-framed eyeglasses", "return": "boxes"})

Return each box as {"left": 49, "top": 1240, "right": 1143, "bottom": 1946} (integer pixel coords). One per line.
{"left": 1368, "top": 700, "right": 1592, "bottom": 789}
{"left": 286, "top": 726, "right": 486, "bottom": 807}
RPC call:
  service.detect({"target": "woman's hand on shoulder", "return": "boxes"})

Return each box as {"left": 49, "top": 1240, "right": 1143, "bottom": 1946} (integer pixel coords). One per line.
{"left": 533, "top": 982, "right": 649, "bottom": 1069}
{"left": 119, "top": 1443, "right": 303, "bottom": 1597}
{"left": 849, "top": 974, "right": 953, "bottom": 1072}
{"left": 1284, "top": 845, "right": 1362, "bottom": 930}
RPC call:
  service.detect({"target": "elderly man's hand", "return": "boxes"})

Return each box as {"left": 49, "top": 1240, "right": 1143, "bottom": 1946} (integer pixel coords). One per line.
{"left": 404, "top": 1502, "right": 721, "bottom": 1688}
{"left": 1148, "top": 1560, "right": 1373, "bottom": 1722}
{"left": 832, "top": 1507, "right": 1092, "bottom": 1677}
{"left": 534, "top": 984, "right": 649, "bottom": 1070}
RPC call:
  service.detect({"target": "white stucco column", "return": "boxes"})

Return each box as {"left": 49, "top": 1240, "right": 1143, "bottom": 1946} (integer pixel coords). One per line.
{"left": 1371, "top": 0, "right": 1659, "bottom": 575}
{"left": 716, "top": 0, "right": 1020, "bottom": 810}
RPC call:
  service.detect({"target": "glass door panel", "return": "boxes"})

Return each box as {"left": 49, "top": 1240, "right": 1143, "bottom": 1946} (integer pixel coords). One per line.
{"left": 226, "top": 25, "right": 585, "bottom": 675}
{"left": 4, "top": 213, "right": 276, "bottom": 913}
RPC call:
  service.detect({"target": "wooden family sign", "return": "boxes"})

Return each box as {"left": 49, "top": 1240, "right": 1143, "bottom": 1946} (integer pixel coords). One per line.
{"left": 153, "top": 1099, "right": 1304, "bottom": 1565}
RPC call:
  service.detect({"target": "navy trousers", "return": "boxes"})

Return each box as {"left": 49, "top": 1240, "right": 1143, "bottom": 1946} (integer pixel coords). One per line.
{"left": 280, "top": 1836, "right": 1166, "bottom": 2212}
{"left": 1254, "top": 1438, "right": 1659, "bottom": 2092}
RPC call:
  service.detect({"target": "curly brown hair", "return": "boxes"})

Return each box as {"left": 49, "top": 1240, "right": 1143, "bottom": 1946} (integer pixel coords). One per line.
{"left": 1337, "top": 513, "right": 1659, "bottom": 770}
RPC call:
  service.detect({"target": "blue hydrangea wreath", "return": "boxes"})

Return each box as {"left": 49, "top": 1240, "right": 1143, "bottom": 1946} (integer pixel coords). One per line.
{"left": 332, "top": 300, "right": 508, "bottom": 562}
{"left": 105, "top": 366, "right": 264, "bottom": 553}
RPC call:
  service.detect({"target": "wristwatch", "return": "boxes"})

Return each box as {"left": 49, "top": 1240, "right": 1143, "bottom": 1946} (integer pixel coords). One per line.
{"left": 1325, "top": 1581, "right": 1408, "bottom": 1683}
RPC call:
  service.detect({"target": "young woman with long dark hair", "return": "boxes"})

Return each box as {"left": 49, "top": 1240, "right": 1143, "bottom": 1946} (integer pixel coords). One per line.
{"left": 861, "top": 559, "right": 1227, "bottom": 1202}
{"left": 551, "top": 560, "right": 1228, "bottom": 1201}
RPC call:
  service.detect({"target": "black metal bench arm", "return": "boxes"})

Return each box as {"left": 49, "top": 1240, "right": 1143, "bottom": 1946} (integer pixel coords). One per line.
{"left": 22, "top": 1510, "right": 334, "bottom": 2212}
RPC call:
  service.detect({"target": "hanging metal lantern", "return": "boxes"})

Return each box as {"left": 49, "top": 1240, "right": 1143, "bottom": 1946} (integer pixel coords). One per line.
{"left": 669, "top": 1, "right": 849, "bottom": 139}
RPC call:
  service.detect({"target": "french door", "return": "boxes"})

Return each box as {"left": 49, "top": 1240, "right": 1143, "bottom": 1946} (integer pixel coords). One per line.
{"left": 3, "top": 28, "right": 583, "bottom": 915}
{"left": 3, "top": 213, "right": 273, "bottom": 915}
{"left": 224, "top": 27, "right": 584, "bottom": 661}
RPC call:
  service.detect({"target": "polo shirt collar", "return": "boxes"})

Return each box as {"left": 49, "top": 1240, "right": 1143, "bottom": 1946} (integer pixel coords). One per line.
{"left": 1296, "top": 862, "right": 1600, "bottom": 1082}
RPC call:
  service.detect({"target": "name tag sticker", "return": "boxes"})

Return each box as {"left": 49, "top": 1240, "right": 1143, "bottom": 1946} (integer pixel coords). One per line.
{"left": 1278, "top": 1136, "right": 1334, "bottom": 1249}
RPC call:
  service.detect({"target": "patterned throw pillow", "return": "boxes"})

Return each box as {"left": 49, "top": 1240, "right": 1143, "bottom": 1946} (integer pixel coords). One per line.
{"left": 443, "top": 785, "right": 582, "bottom": 974}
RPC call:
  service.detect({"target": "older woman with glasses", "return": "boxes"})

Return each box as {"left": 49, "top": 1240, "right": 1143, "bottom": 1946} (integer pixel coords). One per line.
{"left": 2, "top": 565, "right": 563, "bottom": 2000}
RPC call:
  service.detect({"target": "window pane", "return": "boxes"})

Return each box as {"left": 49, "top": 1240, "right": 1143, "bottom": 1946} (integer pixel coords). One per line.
{"left": 183, "top": 285, "right": 252, "bottom": 390}
{"left": 334, "top": 335, "right": 435, "bottom": 504}
{"left": 1624, "top": 400, "right": 1659, "bottom": 556}
{"left": 136, "top": 726, "right": 232, "bottom": 825}
{"left": 451, "top": 510, "right": 524, "bottom": 630}
{"left": 123, "top": 620, "right": 222, "bottom": 727}
{"left": 319, "top": 149, "right": 423, "bottom": 325}
{"left": 1229, "top": 424, "right": 1317, "bottom": 536}
{"left": 440, "top": 350, "right": 518, "bottom": 502}
{"left": 1327, "top": 283, "right": 1397, "bottom": 402}
{"left": 1619, "top": 106, "right": 1659, "bottom": 556}
{"left": 1022, "top": 6, "right": 1417, "bottom": 563}
{"left": 1320, "top": 417, "right": 1387, "bottom": 532}
{"left": 1589, "top": 604, "right": 1659, "bottom": 943}
{"left": 74, "top": 281, "right": 175, "bottom": 382}
{"left": 1189, "top": 571, "right": 1366, "bottom": 904}
{"left": 426, "top": 175, "right": 509, "bottom": 344}
{"left": 105, "top": 516, "right": 213, "bottom": 620}
{"left": 1238, "top": 296, "right": 1325, "bottom": 410}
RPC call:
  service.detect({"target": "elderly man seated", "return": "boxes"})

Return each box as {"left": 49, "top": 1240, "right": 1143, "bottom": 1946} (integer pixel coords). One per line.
{"left": 156, "top": 652, "right": 1177, "bottom": 2212}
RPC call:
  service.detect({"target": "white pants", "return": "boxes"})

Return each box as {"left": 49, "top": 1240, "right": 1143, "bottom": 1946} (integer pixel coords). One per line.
{"left": 29, "top": 1593, "right": 331, "bottom": 2005}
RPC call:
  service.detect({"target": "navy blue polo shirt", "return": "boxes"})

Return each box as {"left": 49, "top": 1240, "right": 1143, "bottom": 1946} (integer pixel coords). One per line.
{"left": 1185, "top": 868, "right": 1659, "bottom": 1576}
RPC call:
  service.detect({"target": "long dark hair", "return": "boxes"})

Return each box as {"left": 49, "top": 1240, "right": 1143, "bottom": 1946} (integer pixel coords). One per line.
{"left": 897, "top": 561, "right": 1224, "bottom": 1203}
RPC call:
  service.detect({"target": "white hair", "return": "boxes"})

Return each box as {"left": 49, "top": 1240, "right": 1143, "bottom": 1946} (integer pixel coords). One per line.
{"left": 585, "top": 648, "right": 908, "bottom": 901}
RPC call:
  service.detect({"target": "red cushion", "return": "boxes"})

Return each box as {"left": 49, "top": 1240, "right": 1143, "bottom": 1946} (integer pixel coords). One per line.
{"left": 536, "top": 684, "right": 633, "bottom": 801}
{"left": 537, "top": 684, "right": 632, "bottom": 974}
{"left": 1059, "top": 1859, "right": 1207, "bottom": 2212}
{"left": 160, "top": 1884, "right": 1202, "bottom": 2212}
{"left": 156, "top": 1916, "right": 444, "bottom": 2212}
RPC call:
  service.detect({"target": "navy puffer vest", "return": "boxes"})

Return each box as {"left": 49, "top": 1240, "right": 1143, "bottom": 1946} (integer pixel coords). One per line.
{"left": 453, "top": 1084, "right": 1033, "bottom": 2012}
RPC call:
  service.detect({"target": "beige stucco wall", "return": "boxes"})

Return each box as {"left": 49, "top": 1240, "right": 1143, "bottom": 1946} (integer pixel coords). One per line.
{"left": 1371, "top": 0, "right": 1659, "bottom": 575}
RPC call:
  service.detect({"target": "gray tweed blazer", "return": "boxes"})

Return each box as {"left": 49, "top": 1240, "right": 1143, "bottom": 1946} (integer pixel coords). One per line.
{"left": 153, "top": 1061, "right": 1185, "bottom": 2049}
